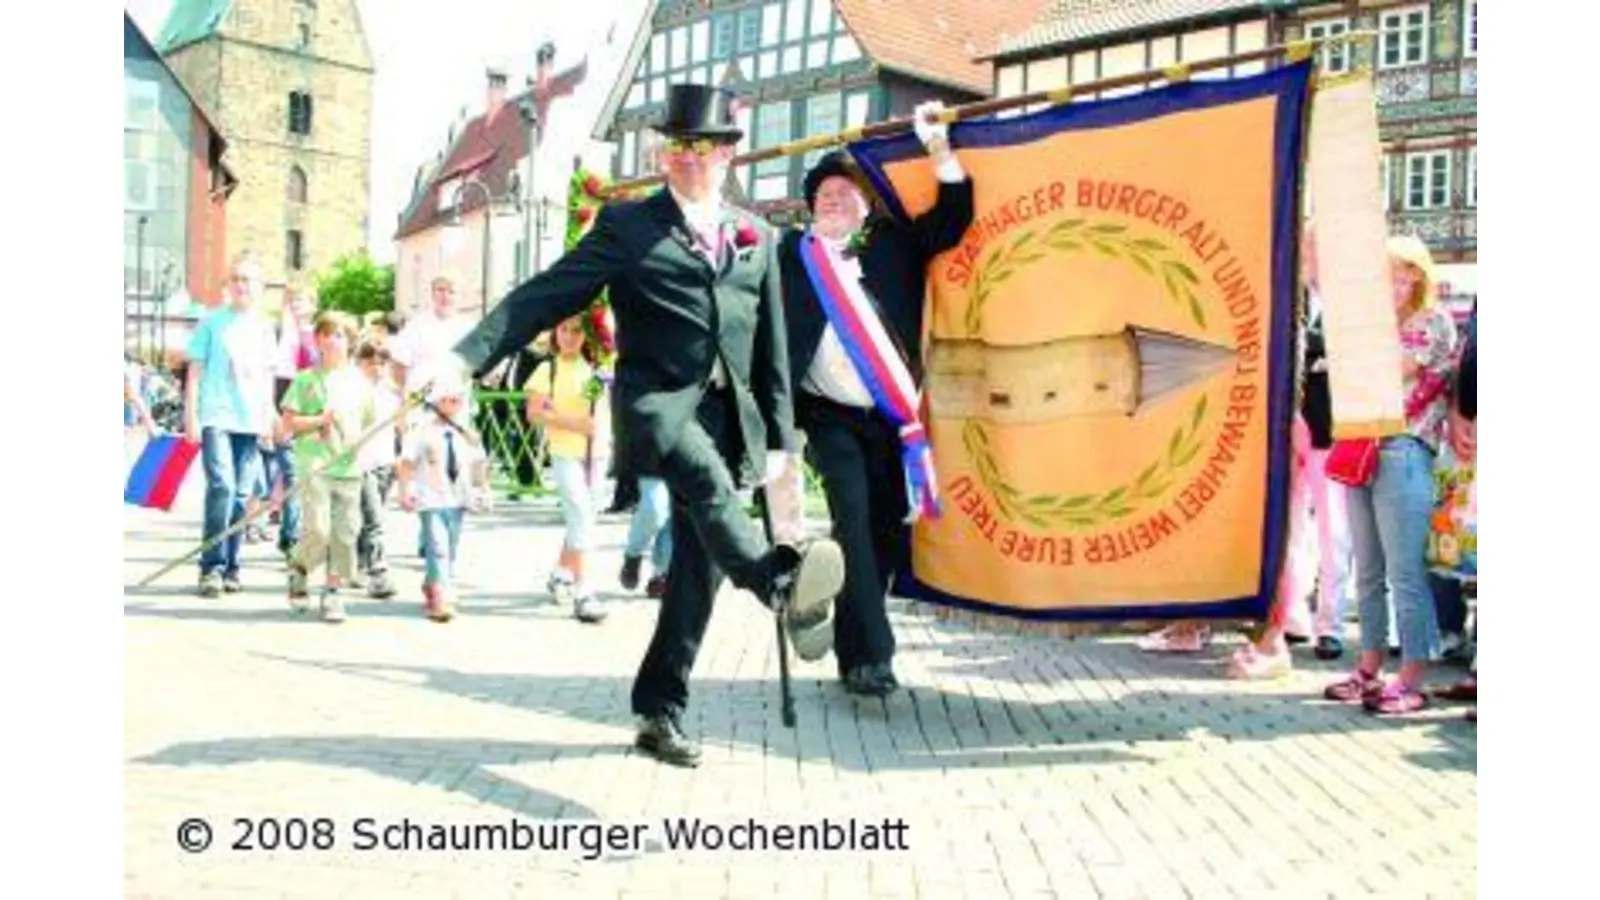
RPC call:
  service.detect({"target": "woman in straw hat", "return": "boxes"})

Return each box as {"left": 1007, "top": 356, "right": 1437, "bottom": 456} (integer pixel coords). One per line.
{"left": 1322, "top": 234, "right": 1458, "bottom": 716}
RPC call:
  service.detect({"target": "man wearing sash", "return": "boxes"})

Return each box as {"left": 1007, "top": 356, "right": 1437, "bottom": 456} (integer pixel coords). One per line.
{"left": 780, "top": 105, "right": 974, "bottom": 696}
{"left": 449, "top": 85, "right": 846, "bottom": 767}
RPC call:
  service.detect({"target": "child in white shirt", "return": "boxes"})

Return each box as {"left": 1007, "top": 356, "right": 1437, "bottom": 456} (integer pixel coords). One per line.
{"left": 354, "top": 341, "right": 401, "bottom": 599}
{"left": 397, "top": 374, "right": 487, "bottom": 622}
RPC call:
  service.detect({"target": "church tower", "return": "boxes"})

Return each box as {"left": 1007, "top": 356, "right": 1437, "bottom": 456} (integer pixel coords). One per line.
{"left": 158, "top": 0, "right": 374, "bottom": 308}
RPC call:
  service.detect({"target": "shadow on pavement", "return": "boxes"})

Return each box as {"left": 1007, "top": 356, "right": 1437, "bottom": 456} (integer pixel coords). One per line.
{"left": 244, "top": 652, "right": 1473, "bottom": 777}
{"left": 132, "top": 735, "right": 665, "bottom": 859}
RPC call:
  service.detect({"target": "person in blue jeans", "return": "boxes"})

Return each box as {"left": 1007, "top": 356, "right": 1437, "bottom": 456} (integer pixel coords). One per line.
{"left": 1323, "top": 236, "right": 1457, "bottom": 716}
{"left": 183, "top": 253, "right": 279, "bottom": 597}
{"left": 620, "top": 477, "right": 673, "bottom": 597}
{"left": 398, "top": 373, "right": 487, "bottom": 623}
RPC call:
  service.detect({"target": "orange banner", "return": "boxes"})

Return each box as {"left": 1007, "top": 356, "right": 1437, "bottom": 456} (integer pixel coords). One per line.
{"left": 849, "top": 63, "right": 1311, "bottom": 620}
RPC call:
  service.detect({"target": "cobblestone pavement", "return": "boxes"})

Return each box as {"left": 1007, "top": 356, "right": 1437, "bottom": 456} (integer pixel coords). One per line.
{"left": 124, "top": 485, "right": 1476, "bottom": 899}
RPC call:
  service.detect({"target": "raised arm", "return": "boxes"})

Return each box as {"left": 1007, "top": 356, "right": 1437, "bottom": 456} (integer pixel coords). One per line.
{"left": 909, "top": 178, "right": 974, "bottom": 260}
{"left": 453, "top": 205, "right": 628, "bottom": 378}
{"left": 906, "top": 100, "right": 975, "bottom": 259}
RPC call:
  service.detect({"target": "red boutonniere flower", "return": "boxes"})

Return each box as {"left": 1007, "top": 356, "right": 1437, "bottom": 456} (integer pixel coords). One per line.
{"left": 730, "top": 221, "right": 761, "bottom": 264}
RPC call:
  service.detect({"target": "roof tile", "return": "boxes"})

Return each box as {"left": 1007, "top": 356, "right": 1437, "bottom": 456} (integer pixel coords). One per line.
{"left": 835, "top": 0, "right": 1054, "bottom": 95}
{"left": 998, "top": 0, "right": 1270, "bottom": 57}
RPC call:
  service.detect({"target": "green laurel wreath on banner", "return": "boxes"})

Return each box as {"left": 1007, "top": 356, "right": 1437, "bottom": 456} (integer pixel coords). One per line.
{"left": 963, "top": 218, "right": 1208, "bottom": 336}
{"left": 961, "top": 394, "right": 1209, "bottom": 530}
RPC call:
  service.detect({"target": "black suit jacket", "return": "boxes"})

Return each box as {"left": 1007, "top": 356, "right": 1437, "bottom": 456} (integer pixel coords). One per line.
{"left": 779, "top": 177, "right": 974, "bottom": 398}
{"left": 454, "top": 188, "right": 795, "bottom": 486}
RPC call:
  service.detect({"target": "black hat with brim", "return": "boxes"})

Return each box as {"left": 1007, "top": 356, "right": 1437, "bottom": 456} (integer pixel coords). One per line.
{"left": 803, "top": 150, "right": 867, "bottom": 210}
{"left": 652, "top": 84, "right": 743, "bottom": 142}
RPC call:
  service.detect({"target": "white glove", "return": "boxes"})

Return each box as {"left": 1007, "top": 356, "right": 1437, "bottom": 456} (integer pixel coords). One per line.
{"left": 912, "top": 100, "right": 949, "bottom": 149}
{"left": 764, "top": 450, "right": 797, "bottom": 486}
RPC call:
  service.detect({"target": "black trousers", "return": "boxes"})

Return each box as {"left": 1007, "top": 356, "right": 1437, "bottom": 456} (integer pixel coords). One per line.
{"left": 1430, "top": 573, "right": 1469, "bottom": 638}
{"left": 798, "top": 394, "right": 907, "bottom": 675}
{"left": 630, "top": 389, "right": 779, "bottom": 719}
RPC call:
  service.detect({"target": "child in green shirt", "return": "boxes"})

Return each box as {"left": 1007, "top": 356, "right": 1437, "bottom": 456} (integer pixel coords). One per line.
{"left": 281, "top": 312, "right": 374, "bottom": 623}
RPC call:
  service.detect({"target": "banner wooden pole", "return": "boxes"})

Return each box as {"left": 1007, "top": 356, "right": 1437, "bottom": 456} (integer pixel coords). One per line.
{"left": 601, "top": 31, "right": 1376, "bottom": 199}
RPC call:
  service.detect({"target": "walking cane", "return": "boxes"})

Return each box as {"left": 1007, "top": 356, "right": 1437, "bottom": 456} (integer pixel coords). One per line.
{"left": 134, "top": 380, "right": 462, "bottom": 589}
{"left": 751, "top": 485, "right": 798, "bottom": 729}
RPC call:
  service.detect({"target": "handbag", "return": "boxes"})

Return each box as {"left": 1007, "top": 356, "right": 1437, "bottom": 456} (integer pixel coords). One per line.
{"left": 1325, "top": 353, "right": 1453, "bottom": 488}
{"left": 1325, "top": 437, "right": 1379, "bottom": 487}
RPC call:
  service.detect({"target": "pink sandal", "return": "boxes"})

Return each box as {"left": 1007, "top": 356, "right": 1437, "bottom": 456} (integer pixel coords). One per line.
{"left": 1323, "top": 669, "right": 1383, "bottom": 703}
{"left": 1364, "top": 681, "right": 1429, "bottom": 715}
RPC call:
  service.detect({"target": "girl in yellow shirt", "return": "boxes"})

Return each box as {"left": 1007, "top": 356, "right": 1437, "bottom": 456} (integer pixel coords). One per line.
{"left": 527, "top": 315, "right": 609, "bottom": 623}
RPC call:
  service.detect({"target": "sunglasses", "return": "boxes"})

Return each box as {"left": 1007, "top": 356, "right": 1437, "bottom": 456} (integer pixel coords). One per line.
{"left": 663, "top": 137, "right": 730, "bottom": 157}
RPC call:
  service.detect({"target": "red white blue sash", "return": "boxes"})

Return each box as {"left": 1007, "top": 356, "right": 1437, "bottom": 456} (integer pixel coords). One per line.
{"left": 797, "top": 233, "right": 941, "bottom": 521}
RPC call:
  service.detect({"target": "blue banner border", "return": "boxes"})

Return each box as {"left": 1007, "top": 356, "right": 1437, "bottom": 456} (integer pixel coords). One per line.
{"left": 853, "top": 62, "right": 1312, "bottom": 623}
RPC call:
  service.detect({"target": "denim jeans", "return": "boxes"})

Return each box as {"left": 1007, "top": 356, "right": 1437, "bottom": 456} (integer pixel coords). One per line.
{"left": 264, "top": 442, "right": 301, "bottom": 553}
{"left": 1346, "top": 436, "right": 1440, "bottom": 663}
{"left": 358, "top": 465, "right": 394, "bottom": 575}
{"left": 419, "top": 507, "right": 465, "bottom": 589}
{"left": 623, "top": 476, "right": 673, "bottom": 571}
{"left": 199, "top": 428, "right": 264, "bottom": 578}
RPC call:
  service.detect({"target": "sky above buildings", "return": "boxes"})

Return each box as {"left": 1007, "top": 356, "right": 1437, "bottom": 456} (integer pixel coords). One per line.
{"left": 125, "top": 0, "right": 650, "bottom": 263}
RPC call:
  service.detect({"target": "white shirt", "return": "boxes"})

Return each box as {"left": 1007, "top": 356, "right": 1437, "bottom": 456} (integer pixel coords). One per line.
{"left": 669, "top": 186, "right": 724, "bottom": 244}
{"left": 357, "top": 377, "right": 403, "bottom": 471}
{"left": 802, "top": 235, "right": 875, "bottom": 408}
{"left": 669, "top": 187, "right": 732, "bottom": 388}
{"left": 401, "top": 418, "right": 484, "bottom": 510}
{"left": 391, "top": 311, "right": 473, "bottom": 394}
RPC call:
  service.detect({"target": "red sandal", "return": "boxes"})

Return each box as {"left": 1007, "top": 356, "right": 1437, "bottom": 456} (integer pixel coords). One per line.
{"left": 1323, "top": 669, "right": 1383, "bottom": 703}
{"left": 1364, "top": 681, "right": 1429, "bottom": 715}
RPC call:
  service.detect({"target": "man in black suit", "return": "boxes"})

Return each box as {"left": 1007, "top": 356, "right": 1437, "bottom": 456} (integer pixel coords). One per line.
{"left": 779, "top": 104, "right": 974, "bottom": 697}
{"left": 449, "top": 85, "right": 845, "bottom": 768}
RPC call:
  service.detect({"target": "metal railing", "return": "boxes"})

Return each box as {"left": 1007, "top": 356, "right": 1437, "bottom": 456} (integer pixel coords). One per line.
{"left": 471, "top": 389, "right": 548, "bottom": 497}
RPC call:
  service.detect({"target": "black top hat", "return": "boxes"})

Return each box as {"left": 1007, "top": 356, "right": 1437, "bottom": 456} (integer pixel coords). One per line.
{"left": 653, "top": 84, "right": 743, "bottom": 142}
{"left": 803, "top": 150, "right": 866, "bottom": 209}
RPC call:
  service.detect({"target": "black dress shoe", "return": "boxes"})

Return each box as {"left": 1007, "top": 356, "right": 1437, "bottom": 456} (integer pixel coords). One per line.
{"left": 843, "top": 665, "right": 888, "bottom": 697}
{"left": 619, "top": 555, "right": 643, "bottom": 591}
{"left": 843, "top": 663, "right": 896, "bottom": 697}
{"left": 1314, "top": 636, "right": 1344, "bottom": 660}
{"left": 1284, "top": 632, "right": 1310, "bottom": 646}
{"left": 635, "top": 714, "right": 701, "bottom": 768}
{"left": 872, "top": 661, "right": 900, "bottom": 693}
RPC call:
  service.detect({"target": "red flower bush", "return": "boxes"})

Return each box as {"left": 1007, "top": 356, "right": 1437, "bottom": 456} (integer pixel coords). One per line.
{"left": 587, "top": 303, "right": 615, "bottom": 353}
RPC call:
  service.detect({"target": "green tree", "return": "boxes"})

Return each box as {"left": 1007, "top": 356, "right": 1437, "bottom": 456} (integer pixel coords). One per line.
{"left": 314, "top": 252, "right": 395, "bottom": 317}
